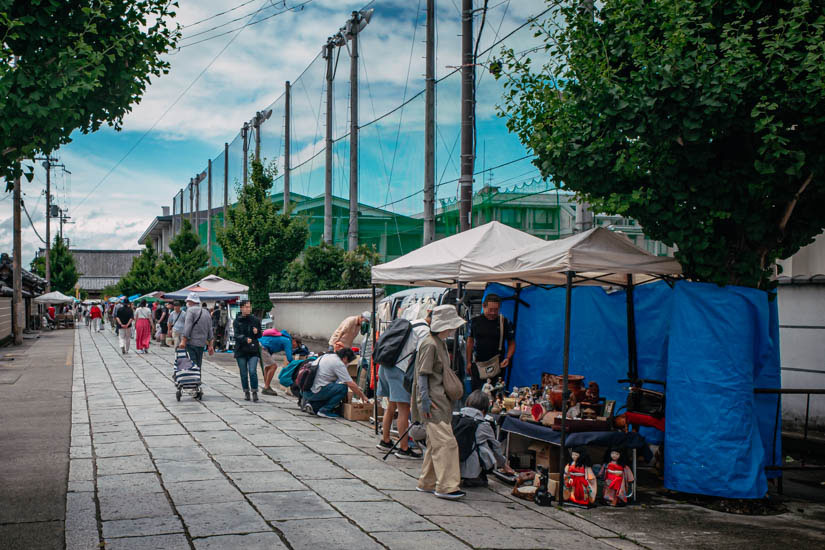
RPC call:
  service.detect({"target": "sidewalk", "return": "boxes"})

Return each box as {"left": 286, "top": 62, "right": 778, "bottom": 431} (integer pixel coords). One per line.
{"left": 47, "top": 328, "right": 825, "bottom": 549}
{"left": 0, "top": 329, "right": 74, "bottom": 549}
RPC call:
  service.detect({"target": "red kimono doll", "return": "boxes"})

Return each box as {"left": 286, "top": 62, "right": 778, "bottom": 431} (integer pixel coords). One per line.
{"left": 601, "top": 448, "right": 635, "bottom": 506}
{"left": 563, "top": 447, "right": 597, "bottom": 507}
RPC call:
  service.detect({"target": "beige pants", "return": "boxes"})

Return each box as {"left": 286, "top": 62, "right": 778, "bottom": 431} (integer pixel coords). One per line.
{"left": 172, "top": 330, "right": 182, "bottom": 348}
{"left": 118, "top": 325, "right": 131, "bottom": 352}
{"left": 417, "top": 420, "right": 461, "bottom": 494}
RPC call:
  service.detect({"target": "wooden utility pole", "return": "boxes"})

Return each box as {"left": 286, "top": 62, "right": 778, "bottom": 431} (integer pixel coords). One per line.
{"left": 459, "top": 0, "right": 475, "bottom": 232}
{"left": 348, "top": 10, "right": 360, "bottom": 251}
{"left": 284, "top": 81, "right": 291, "bottom": 212}
{"left": 34, "top": 156, "right": 58, "bottom": 291}
{"left": 423, "top": 0, "right": 436, "bottom": 245}
{"left": 12, "top": 176, "right": 23, "bottom": 344}
{"left": 323, "top": 41, "right": 334, "bottom": 244}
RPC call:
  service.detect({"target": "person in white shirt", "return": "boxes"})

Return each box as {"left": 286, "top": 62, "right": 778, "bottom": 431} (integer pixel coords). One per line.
{"left": 302, "top": 348, "right": 368, "bottom": 418}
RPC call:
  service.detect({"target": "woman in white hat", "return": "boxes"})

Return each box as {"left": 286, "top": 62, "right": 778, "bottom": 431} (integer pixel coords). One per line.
{"left": 410, "top": 304, "right": 467, "bottom": 500}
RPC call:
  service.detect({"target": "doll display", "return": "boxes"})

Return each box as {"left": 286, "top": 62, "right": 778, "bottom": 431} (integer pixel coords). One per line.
{"left": 481, "top": 380, "right": 494, "bottom": 398}
{"left": 563, "top": 447, "right": 597, "bottom": 507}
{"left": 492, "top": 377, "right": 506, "bottom": 399}
{"left": 601, "top": 448, "right": 635, "bottom": 506}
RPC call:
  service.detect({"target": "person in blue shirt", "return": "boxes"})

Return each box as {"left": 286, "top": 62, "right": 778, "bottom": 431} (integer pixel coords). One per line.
{"left": 260, "top": 331, "right": 293, "bottom": 395}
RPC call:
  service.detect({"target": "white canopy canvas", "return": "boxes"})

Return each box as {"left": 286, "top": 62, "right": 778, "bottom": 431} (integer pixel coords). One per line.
{"left": 34, "top": 291, "right": 75, "bottom": 304}
{"left": 370, "top": 222, "right": 546, "bottom": 287}
{"left": 371, "top": 222, "right": 682, "bottom": 287}
{"left": 184, "top": 274, "right": 248, "bottom": 294}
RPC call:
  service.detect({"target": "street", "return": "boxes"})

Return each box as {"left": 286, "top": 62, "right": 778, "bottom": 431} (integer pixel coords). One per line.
{"left": 0, "top": 327, "right": 822, "bottom": 550}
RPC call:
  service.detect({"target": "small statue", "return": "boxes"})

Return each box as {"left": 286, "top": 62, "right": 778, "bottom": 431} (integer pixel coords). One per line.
{"left": 563, "top": 447, "right": 597, "bottom": 507}
{"left": 510, "top": 387, "right": 519, "bottom": 399}
{"left": 493, "top": 377, "right": 506, "bottom": 398}
{"left": 566, "top": 392, "right": 581, "bottom": 419}
{"left": 601, "top": 448, "right": 635, "bottom": 507}
{"left": 585, "top": 381, "right": 600, "bottom": 403}
{"left": 482, "top": 380, "right": 494, "bottom": 397}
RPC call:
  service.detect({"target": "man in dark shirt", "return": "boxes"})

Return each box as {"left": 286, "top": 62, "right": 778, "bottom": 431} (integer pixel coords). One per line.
{"left": 116, "top": 301, "right": 135, "bottom": 354}
{"left": 465, "top": 294, "right": 516, "bottom": 392}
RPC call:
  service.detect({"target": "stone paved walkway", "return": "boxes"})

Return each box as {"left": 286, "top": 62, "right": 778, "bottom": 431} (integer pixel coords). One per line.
{"left": 66, "top": 327, "right": 647, "bottom": 550}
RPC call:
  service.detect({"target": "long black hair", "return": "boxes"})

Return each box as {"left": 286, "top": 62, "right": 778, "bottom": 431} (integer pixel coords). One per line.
{"left": 569, "top": 446, "right": 591, "bottom": 467}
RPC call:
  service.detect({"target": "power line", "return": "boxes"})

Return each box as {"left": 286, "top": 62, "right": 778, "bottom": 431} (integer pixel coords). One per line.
{"left": 74, "top": 0, "right": 282, "bottom": 215}
{"left": 181, "top": 0, "right": 263, "bottom": 28}
{"left": 22, "top": 200, "right": 46, "bottom": 244}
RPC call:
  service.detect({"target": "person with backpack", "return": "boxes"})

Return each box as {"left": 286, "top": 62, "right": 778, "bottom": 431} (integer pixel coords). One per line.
{"left": 302, "top": 348, "right": 368, "bottom": 418}
{"left": 455, "top": 390, "right": 514, "bottom": 487}
{"left": 375, "top": 312, "right": 431, "bottom": 459}
{"left": 410, "top": 305, "right": 467, "bottom": 500}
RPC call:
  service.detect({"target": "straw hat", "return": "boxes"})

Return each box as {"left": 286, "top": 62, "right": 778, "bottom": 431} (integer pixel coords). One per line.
{"left": 429, "top": 305, "right": 466, "bottom": 333}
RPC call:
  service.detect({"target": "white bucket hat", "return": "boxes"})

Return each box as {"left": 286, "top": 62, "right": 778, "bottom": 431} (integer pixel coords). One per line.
{"left": 361, "top": 311, "right": 372, "bottom": 322}
{"left": 429, "top": 305, "right": 466, "bottom": 333}
{"left": 185, "top": 292, "right": 201, "bottom": 305}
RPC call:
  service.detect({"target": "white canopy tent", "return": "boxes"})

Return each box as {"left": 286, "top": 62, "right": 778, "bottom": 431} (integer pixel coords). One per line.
{"left": 183, "top": 275, "right": 248, "bottom": 295}
{"left": 34, "top": 291, "right": 75, "bottom": 304}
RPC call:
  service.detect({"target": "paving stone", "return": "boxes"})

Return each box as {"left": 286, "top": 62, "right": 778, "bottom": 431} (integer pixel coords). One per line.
{"left": 182, "top": 421, "right": 230, "bottom": 431}
{"left": 65, "top": 528, "right": 100, "bottom": 550}
{"left": 301, "top": 440, "right": 364, "bottom": 454}
{"left": 69, "top": 458, "right": 93, "bottom": 481}
{"left": 97, "top": 473, "right": 164, "bottom": 496}
{"left": 97, "top": 454, "right": 155, "bottom": 476}
{"left": 156, "top": 460, "right": 223, "bottom": 482}
{"left": 326, "top": 453, "right": 396, "bottom": 471}
{"left": 428, "top": 516, "right": 547, "bottom": 549}
{"left": 142, "top": 434, "right": 197, "bottom": 447}
{"left": 275, "top": 420, "right": 318, "bottom": 431}
{"left": 285, "top": 459, "right": 354, "bottom": 480}
{"left": 302, "top": 478, "right": 389, "bottom": 502}
{"left": 176, "top": 501, "right": 271, "bottom": 537}
{"left": 349, "top": 467, "right": 417, "bottom": 490}
{"left": 598, "top": 537, "right": 649, "bottom": 550}
{"left": 371, "top": 530, "right": 473, "bottom": 550}
{"left": 384, "top": 490, "right": 478, "bottom": 516}
{"left": 138, "top": 423, "right": 188, "bottom": 436}
{"left": 94, "top": 440, "right": 148, "bottom": 458}
{"left": 248, "top": 490, "right": 341, "bottom": 521}
{"left": 68, "top": 480, "right": 95, "bottom": 492}
{"left": 516, "top": 528, "right": 617, "bottom": 550}
{"left": 104, "top": 533, "right": 191, "bottom": 549}
{"left": 70, "top": 446, "right": 92, "bottom": 459}
{"left": 291, "top": 431, "right": 344, "bottom": 442}
{"left": 148, "top": 445, "right": 210, "bottom": 461}
{"left": 260, "top": 446, "right": 316, "bottom": 463}
{"left": 102, "top": 516, "right": 184, "bottom": 539}
{"left": 193, "top": 532, "right": 288, "bottom": 550}
{"left": 465, "top": 500, "right": 569, "bottom": 528}
{"left": 93, "top": 421, "right": 137, "bottom": 433}
{"left": 457, "top": 485, "right": 514, "bottom": 503}
{"left": 245, "top": 431, "right": 305, "bottom": 447}
{"left": 279, "top": 518, "right": 384, "bottom": 550}
{"left": 545, "top": 511, "right": 618, "bottom": 538}
{"left": 336, "top": 501, "right": 436, "bottom": 533}
{"left": 94, "top": 430, "right": 143, "bottom": 445}
{"left": 214, "top": 454, "right": 282, "bottom": 472}
{"left": 65, "top": 491, "right": 97, "bottom": 532}
{"left": 227, "top": 470, "right": 305, "bottom": 493}
{"left": 165, "top": 479, "right": 246, "bottom": 506}
{"left": 99, "top": 492, "right": 174, "bottom": 521}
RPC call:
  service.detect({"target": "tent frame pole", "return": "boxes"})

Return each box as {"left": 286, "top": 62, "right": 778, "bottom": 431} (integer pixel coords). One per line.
{"left": 505, "top": 283, "right": 522, "bottom": 389}
{"left": 557, "top": 270, "right": 574, "bottom": 503}
{"left": 626, "top": 274, "right": 638, "bottom": 381}
{"left": 453, "top": 281, "right": 463, "bottom": 376}
{"left": 372, "top": 284, "right": 379, "bottom": 435}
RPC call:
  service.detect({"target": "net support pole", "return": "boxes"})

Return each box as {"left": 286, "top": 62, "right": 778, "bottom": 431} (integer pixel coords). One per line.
{"left": 324, "top": 42, "right": 333, "bottom": 244}
{"left": 459, "top": 0, "right": 474, "bottom": 232}
{"left": 348, "top": 11, "right": 360, "bottom": 251}
{"left": 372, "top": 283, "right": 378, "bottom": 435}
{"left": 284, "top": 80, "right": 291, "bottom": 213}
{"left": 423, "top": 0, "right": 435, "bottom": 245}
{"left": 207, "top": 159, "right": 213, "bottom": 266}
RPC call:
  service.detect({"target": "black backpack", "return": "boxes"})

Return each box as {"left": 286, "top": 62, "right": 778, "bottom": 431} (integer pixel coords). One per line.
{"left": 451, "top": 414, "right": 483, "bottom": 463}
{"left": 373, "top": 318, "right": 413, "bottom": 368}
{"left": 294, "top": 356, "right": 322, "bottom": 393}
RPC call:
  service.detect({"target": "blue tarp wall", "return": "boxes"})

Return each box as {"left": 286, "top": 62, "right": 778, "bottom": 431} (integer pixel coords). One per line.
{"left": 483, "top": 280, "right": 781, "bottom": 499}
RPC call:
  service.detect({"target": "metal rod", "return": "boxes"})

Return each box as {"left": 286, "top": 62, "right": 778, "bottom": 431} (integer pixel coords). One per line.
{"left": 557, "top": 270, "right": 574, "bottom": 502}
{"left": 626, "top": 274, "right": 638, "bottom": 381}
{"left": 324, "top": 42, "right": 333, "bottom": 244}
{"left": 348, "top": 11, "right": 360, "bottom": 251}
{"left": 804, "top": 394, "right": 810, "bottom": 441}
{"left": 284, "top": 80, "right": 291, "bottom": 212}
{"left": 223, "top": 142, "right": 229, "bottom": 230}
{"left": 505, "top": 284, "right": 522, "bottom": 389}
{"left": 188, "top": 179, "right": 194, "bottom": 225}
{"left": 242, "top": 122, "right": 249, "bottom": 186}
{"left": 423, "top": 0, "right": 435, "bottom": 245}
{"left": 372, "top": 284, "right": 378, "bottom": 435}
{"left": 633, "top": 448, "right": 637, "bottom": 503}
{"left": 459, "top": 0, "right": 474, "bottom": 232}
{"left": 207, "top": 159, "right": 212, "bottom": 265}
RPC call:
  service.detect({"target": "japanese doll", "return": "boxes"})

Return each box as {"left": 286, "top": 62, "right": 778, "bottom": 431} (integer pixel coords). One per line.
{"left": 563, "top": 447, "right": 597, "bottom": 507}
{"left": 601, "top": 449, "right": 635, "bottom": 506}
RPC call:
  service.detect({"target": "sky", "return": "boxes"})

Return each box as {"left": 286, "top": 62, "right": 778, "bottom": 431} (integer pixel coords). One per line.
{"left": 0, "top": 0, "right": 552, "bottom": 268}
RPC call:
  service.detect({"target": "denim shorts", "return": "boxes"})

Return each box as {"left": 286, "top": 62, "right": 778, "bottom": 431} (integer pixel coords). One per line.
{"left": 376, "top": 365, "right": 410, "bottom": 403}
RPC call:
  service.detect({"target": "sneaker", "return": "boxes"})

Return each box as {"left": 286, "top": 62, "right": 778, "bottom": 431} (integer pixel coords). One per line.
{"left": 394, "top": 447, "right": 423, "bottom": 460}
{"left": 376, "top": 439, "right": 394, "bottom": 451}
{"left": 415, "top": 486, "right": 435, "bottom": 494}
{"left": 261, "top": 387, "right": 277, "bottom": 396}
{"left": 434, "top": 490, "right": 466, "bottom": 500}
{"left": 303, "top": 403, "right": 316, "bottom": 415}
{"left": 317, "top": 410, "right": 340, "bottom": 418}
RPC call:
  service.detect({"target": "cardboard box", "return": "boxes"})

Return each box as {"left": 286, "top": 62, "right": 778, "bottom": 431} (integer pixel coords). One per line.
{"left": 528, "top": 442, "right": 561, "bottom": 473}
{"left": 342, "top": 401, "right": 371, "bottom": 421}
{"left": 547, "top": 472, "right": 560, "bottom": 497}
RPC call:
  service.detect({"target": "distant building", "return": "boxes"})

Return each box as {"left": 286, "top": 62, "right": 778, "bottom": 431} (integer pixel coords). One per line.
{"left": 67, "top": 249, "right": 141, "bottom": 298}
{"left": 0, "top": 253, "right": 47, "bottom": 337}
{"left": 138, "top": 206, "right": 173, "bottom": 256}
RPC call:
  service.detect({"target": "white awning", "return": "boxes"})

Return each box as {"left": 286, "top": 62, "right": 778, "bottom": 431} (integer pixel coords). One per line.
{"left": 34, "top": 291, "right": 75, "bottom": 304}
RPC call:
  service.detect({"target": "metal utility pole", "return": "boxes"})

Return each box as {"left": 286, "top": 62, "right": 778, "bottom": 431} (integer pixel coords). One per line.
{"left": 195, "top": 173, "right": 200, "bottom": 234}
{"left": 188, "top": 178, "right": 194, "bottom": 225}
{"left": 242, "top": 122, "right": 249, "bottom": 186}
{"left": 459, "top": 0, "right": 475, "bottom": 232}
{"left": 207, "top": 159, "right": 212, "bottom": 265}
{"left": 223, "top": 142, "right": 229, "bottom": 229}
{"left": 347, "top": 10, "right": 363, "bottom": 252}
{"left": 323, "top": 40, "right": 335, "bottom": 244}
{"left": 423, "top": 0, "right": 436, "bottom": 245}
{"left": 284, "top": 81, "right": 291, "bottom": 212}
{"left": 12, "top": 176, "right": 22, "bottom": 344}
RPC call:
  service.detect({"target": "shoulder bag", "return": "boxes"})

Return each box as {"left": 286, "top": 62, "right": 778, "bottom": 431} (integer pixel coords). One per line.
{"left": 475, "top": 315, "right": 504, "bottom": 380}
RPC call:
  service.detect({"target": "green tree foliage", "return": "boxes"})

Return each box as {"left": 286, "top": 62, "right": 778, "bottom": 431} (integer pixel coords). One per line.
{"left": 217, "top": 159, "right": 308, "bottom": 313}
{"left": 118, "top": 244, "right": 158, "bottom": 297}
{"left": 281, "top": 243, "right": 380, "bottom": 292}
{"left": 30, "top": 240, "right": 80, "bottom": 293}
{"left": 156, "top": 219, "right": 209, "bottom": 291}
{"left": 0, "top": 1, "right": 179, "bottom": 184}
{"left": 497, "top": 0, "right": 825, "bottom": 288}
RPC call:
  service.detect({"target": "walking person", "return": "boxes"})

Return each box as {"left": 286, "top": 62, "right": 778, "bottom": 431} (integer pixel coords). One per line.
{"left": 89, "top": 302, "right": 103, "bottom": 332}
{"left": 133, "top": 300, "right": 152, "bottom": 354}
{"left": 233, "top": 300, "right": 261, "bottom": 402}
{"left": 116, "top": 300, "right": 134, "bottom": 354}
{"left": 179, "top": 293, "right": 213, "bottom": 368}
{"left": 155, "top": 302, "right": 169, "bottom": 346}
{"left": 168, "top": 302, "right": 184, "bottom": 347}
{"left": 411, "top": 305, "right": 467, "bottom": 500}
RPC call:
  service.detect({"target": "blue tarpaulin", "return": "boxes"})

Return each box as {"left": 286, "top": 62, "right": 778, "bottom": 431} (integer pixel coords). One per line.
{"left": 482, "top": 280, "right": 780, "bottom": 499}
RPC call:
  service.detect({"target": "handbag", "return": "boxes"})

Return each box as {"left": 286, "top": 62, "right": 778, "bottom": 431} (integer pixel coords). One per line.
{"left": 442, "top": 361, "right": 464, "bottom": 402}
{"left": 476, "top": 315, "right": 504, "bottom": 380}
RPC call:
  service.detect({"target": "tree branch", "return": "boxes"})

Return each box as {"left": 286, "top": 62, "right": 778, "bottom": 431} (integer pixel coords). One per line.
{"left": 779, "top": 172, "right": 813, "bottom": 234}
